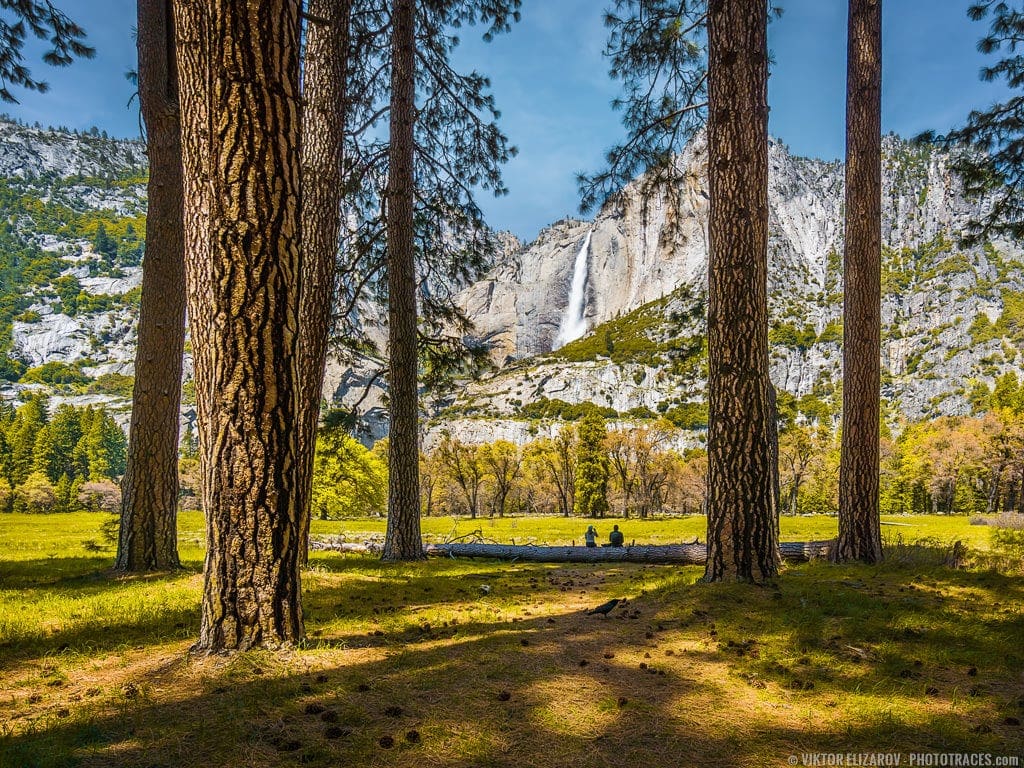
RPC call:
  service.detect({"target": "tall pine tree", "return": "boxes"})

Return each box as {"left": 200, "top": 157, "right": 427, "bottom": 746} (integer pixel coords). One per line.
{"left": 295, "top": 0, "right": 354, "bottom": 564}
{"left": 339, "top": 0, "right": 520, "bottom": 561}
{"left": 117, "top": 0, "right": 186, "bottom": 573}
{"left": 835, "top": 0, "right": 884, "bottom": 564}
{"left": 174, "top": 0, "right": 305, "bottom": 651}
{"left": 583, "top": 0, "right": 778, "bottom": 581}
{"left": 703, "top": 0, "right": 778, "bottom": 582}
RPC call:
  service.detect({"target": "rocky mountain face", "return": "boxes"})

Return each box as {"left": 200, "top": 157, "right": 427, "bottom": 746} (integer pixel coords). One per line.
{"left": 1, "top": 118, "right": 1020, "bottom": 441}
{"left": 0, "top": 119, "right": 147, "bottom": 179}
{"left": 446, "top": 133, "right": 1024, "bottom": 430}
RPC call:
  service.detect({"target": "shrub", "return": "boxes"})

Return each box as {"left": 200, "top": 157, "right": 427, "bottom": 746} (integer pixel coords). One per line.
{"left": 86, "top": 372, "right": 135, "bottom": 398}
{"left": 20, "top": 361, "right": 89, "bottom": 386}
{"left": 14, "top": 472, "right": 57, "bottom": 513}
{"left": 78, "top": 480, "right": 122, "bottom": 513}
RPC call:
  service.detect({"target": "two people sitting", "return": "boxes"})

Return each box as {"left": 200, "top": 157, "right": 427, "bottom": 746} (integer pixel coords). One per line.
{"left": 584, "top": 524, "right": 625, "bottom": 548}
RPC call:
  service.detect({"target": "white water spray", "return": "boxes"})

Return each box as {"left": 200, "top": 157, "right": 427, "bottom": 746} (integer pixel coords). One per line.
{"left": 553, "top": 231, "right": 593, "bottom": 349}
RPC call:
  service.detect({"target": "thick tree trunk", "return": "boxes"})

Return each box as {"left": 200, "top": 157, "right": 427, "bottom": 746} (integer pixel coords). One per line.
{"left": 382, "top": 0, "right": 425, "bottom": 561}
{"left": 174, "top": 0, "right": 305, "bottom": 651}
{"left": 296, "top": 0, "right": 353, "bottom": 565}
{"left": 704, "top": 0, "right": 779, "bottom": 583}
{"left": 115, "top": 0, "right": 184, "bottom": 572}
{"left": 835, "top": 0, "right": 883, "bottom": 565}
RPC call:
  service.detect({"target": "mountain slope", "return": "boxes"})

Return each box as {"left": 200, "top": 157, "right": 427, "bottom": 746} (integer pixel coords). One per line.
{"left": 1, "top": 118, "right": 1021, "bottom": 438}
{"left": 444, "top": 134, "right": 1024, "bottom": 427}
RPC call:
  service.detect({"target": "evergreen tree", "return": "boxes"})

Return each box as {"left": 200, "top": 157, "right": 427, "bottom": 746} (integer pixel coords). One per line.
{"left": 8, "top": 395, "right": 47, "bottom": 485}
{"left": 117, "top": 0, "right": 186, "bottom": 573}
{"left": 33, "top": 403, "right": 80, "bottom": 482}
{"left": 0, "top": 2, "right": 94, "bottom": 103}
{"left": 83, "top": 411, "right": 127, "bottom": 481}
{"left": 918, "top": 1, "right": 1024, "bottom": 242}
{"left": 0, "top": 426, "right": 9, "bottom": 483}
{"left": 295, "top": 0, "right": 354, "bottom": 564}
{"left": 578, "top": 0, "right": 708, "bottom": 211}
{"left": 361, "top": 0, "right": 520, "bottom": 561}
{"left": 382, "top": 0, "right": 424, "bottom": 560}
{"left": 53, "top": 473, "right": 80, "bottom": 514}
{"left": 586, "top": 0, "right": 779, "bottom": 581}
{"left": 703, "top": 0, "right": 779, "bottom": 582}
{"left": 175, "top": 0, "right": 305, "bottom": 651}
{"left": 574, "top": 414, "right": 610, "bottom": 518}
{"left": 835, "top": 0, "right": 884, "bottom": 565}
{"left": 92, "top": 223, "right": 117, "bottom": 259}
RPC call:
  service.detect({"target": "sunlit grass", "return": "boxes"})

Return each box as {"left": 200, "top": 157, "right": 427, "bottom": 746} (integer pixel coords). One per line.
{"left": 0, "top": 511, "right": 1021, "bottom": 767}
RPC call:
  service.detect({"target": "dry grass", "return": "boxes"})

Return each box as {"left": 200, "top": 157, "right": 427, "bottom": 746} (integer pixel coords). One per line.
{"left": 1, "top": 513, "right": 1023, "bottom": 767}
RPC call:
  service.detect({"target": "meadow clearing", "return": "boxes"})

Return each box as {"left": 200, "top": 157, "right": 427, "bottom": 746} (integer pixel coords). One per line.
{"left": 0, "top": 512, "right": 1021, "bottom": 767}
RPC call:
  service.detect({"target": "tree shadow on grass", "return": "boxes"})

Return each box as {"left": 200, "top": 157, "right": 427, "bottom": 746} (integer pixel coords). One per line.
{"left": 2, "top": 552, "right": 1023, "bottom": 767}
{"left": 2, "top": 594, "right": 1020, "bottom": 768}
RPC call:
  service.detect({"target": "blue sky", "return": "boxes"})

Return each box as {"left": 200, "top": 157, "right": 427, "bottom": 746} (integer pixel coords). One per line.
{"left": 1, "top": 0, "right": 1012, "bottom": 242}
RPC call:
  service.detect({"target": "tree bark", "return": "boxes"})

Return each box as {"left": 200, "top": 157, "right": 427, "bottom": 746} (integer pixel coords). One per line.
{"left": 334, "top": 541, "right": 828, "bottom": 564}
{"left": 704, "top": 0, "right": 779, "bottom": 582}
{"left": 835, "top": 0, "right": 883, "bottom": 564}
{"left": 174, "top": 0, "right": 305, "bottom": 651}
{"left": 382, "top": 0, "right": 425, "bottom": 561}
{"left": 296, "top": 0, "right": 353, "bottom": 565}
{"left": 115, "top": 0, "right": 184, "bottom": 572}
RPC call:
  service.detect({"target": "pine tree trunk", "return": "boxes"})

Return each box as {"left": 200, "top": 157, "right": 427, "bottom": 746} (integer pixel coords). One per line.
{"left": 115, "top": 0, "right": 184, "bottom": 572}
{"left": 296, "top": 0, "right": 352, "bottom": 565}
{"left": 174, "top": 0, "right": 305, "bottom": 651}
{"left": 382, "top": 0, "right": 425, "bottom": 561}
{"left": 704, "top": 0, "right": 779, "bottom": 583}
{"left": 835, "top": 0, "right": 884, "bottom": 564}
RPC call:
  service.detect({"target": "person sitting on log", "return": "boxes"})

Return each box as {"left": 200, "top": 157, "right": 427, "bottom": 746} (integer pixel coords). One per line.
{"left": 584, "top": 525, "right": 598, "bottom": 548}
{"left": 608, "top": 524, "right": 625, "bottom": 547}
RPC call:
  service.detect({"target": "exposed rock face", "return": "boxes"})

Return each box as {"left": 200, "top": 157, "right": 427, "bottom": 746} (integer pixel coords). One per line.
{"left": 0, "top": 119, "right": 146, "bottom": 178}
{"left": 2, "top": 119, "right": 1022, "bottom": 441}
{"left": 450, "top": 134, "right": 1023, "bottom": 426}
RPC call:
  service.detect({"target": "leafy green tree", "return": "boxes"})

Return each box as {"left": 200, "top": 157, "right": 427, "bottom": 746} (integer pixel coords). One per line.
{"left": 436, "top": 433, "right": 487, "bottom": 518}
{"left": 480, "top": 440, "right": 522, "bottom": 517}
{"left": 310, "top": 430, "right": 387, "bottom": 519}
{"left": 574, "top": 414, "right": 610, "bottom": 518}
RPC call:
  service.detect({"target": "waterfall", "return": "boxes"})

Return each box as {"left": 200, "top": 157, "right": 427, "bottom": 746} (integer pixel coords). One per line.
{"left": 553, "top": 230, "right": 593, "bottom": 349}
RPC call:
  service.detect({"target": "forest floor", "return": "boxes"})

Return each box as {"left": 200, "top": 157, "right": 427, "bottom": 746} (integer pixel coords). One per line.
{"left": 1, "top": 513, "right": 1022, "bottom": 767}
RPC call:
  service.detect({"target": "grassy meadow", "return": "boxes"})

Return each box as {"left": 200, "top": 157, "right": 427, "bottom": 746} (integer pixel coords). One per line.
{"left": 1, "top": 511, "right": 1022, "bottom": 767}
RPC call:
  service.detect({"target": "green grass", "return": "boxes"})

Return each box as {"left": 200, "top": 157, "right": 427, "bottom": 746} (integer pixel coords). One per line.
{"left": 306, "top": 512, "right": 995, "bottom": 549}
{"left": 1, "top": 512, "right": 1022, "bottom": 767}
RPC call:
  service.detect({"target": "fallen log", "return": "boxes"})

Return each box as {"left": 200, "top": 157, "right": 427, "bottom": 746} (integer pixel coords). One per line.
{"left": 421, "top": 540, "right": 833, "bottom": 564}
